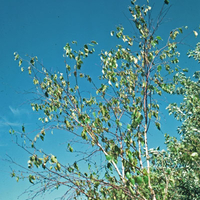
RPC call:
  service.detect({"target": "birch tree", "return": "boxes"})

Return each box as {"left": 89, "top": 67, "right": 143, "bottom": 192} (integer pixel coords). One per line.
{"left": 10, "top": 0, "right": 198, "bottom": 199}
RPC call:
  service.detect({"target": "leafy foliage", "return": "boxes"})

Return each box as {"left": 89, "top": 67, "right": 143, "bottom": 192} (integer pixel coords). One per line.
{"left": 150, "top": 46, "right": 200, "bottom": 199}
{"left": 10, "top": 0, "right": 199, "bottom": 199}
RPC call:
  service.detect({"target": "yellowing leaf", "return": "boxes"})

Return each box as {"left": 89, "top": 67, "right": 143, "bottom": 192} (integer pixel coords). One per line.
{"left": 193, "top": 30, "right": 198, "bottom": 37}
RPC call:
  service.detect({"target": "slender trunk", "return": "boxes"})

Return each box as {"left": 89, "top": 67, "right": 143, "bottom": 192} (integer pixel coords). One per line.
{"left": 144, "top": 75, "right": 156, "bottom": 200}
{"left": 138, "top": 131, "right": 144, "bottom": 169}
{"left": 142, "top": 39, "right": 156, "bottom": 199}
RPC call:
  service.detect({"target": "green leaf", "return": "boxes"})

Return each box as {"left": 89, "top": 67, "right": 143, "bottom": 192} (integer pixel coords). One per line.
{"left": 110, "top": 31, "right": 115, "bottom": 36}
{"left": 41, "top": 129, "right": 45, "bottom": 136}
{"left": 157, "top": 65, "right": 162, "bottom": 72}
{"left": 66, "top": 64, "right": 71, "bottom": 71}
{"left": 50, "top": 155, "right": 58, "bottom": 163}
{"left": 164, "top": 0, "right": 169, "bottom": 4}
{"left": 19, "top": 59, "right": 22, "bottom": 67}
{"left": 40, "top": 135, "right": 44, "bottom": 141}
{"left": 81, "top": 130, "right": 88, "bottom": 140}
{"left": 191, "top": 152, "right": 198, "bottom": 157}
{"left": 91, "top": 40, "right": 98, "bottom": 45}
{"left": 130, "top": 178, "right": 135, "bottom": 186}
{"left": 30, "top": 57, "right": 35, "bottom": 65}
{"left": 134, "top": 176, "right": 143, "bottom": 185}
{"left": 73, "top": 162, "right": 79, "bottom": 170}
{"left": 56, "top": 162, "right": 61, "bottom": 171}
{"left": 72, "top": 41, "right": 77, "bottom": 45}
{"left": 33, "top": 77, "right": 39, "bottom": 85}
{"left": 178, "top": 28, "right": 183, "bottom": 33}
{"left": 79, "top": 73, "right": 84, "bottom": 78}
{"left": 126, "top": 172, "right": 131, "bottom": 179}
{"left": 29, "top": 175, "right": 35, "bottom": 184}
{"left": 182, "top": 68, "right": 188, "bottom": 72}
{"left": 106, "top": 155, "right": 112, "bottom": 161}
{"left": 65, "top": 120, "right": 71, "bottom": 128}
{"left": 155, "top": 122, "right": 161, "bottom": 130}
{"left": 22, "top": 125, "right": 25, "bottom": 133}
{"left": 92, "top": 112, "right": 96, "bottom": 117}
{"left": 28, "top": 66, "right": 32, "bottom": 74}
{"left": 11, "top": 171, "right": 15, "bottom": 177}
{"left": 87, "top": 75, "right": 92, "bottom": 82}
{"left": 143, "top": 176, "right": 148, "bottom": 184}
{"left": 68, "top": 144, "right": 73, "bottom": 152}
{"left": 128, "top": 153, "right": 134, "bottom": 162}
{"left": 115, "top": 119, "right": 122, "bottom": 127}
{"left": 14, "top": 53, "right": 19, "bottom": 60}
{"left": 67, "top": 167, "right": 73, "bottom": 173}
{"left": 156, "top": 36, "right": 162, "bottom": 40}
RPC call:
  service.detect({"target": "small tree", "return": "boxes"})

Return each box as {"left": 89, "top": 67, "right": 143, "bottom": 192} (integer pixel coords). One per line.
{"left": 150, "top": 44, "right": 200, "bottom": 199}
{"left": 9, "top": 0, "right": 199, "bottom": 199}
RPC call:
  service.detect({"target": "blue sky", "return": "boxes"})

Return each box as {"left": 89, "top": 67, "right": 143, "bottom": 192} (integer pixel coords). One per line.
{"left": 0, "top": 0, "right": 200, "bottom": 199}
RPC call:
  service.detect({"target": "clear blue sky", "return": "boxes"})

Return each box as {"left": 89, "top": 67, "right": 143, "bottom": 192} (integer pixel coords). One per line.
{"left": 0, "top": 0, "right": 200, "bottom": 199}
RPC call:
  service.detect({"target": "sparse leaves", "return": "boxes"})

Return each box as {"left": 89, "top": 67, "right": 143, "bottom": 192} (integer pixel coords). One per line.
{"left": 11, "top": 1, "right": 200, "bottom": 200}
